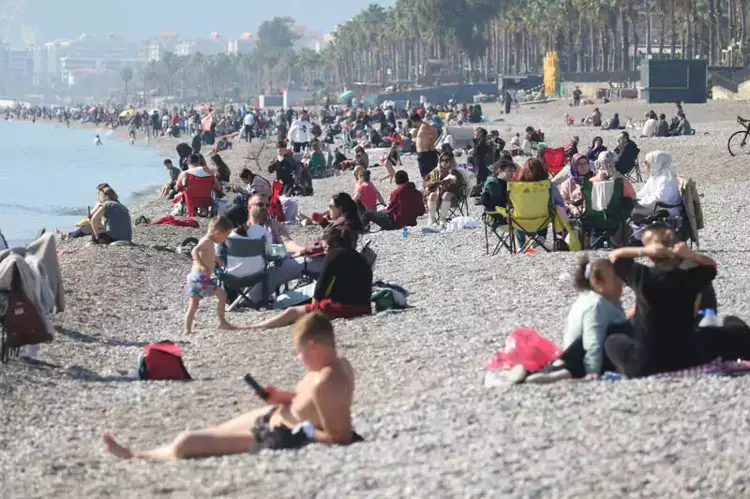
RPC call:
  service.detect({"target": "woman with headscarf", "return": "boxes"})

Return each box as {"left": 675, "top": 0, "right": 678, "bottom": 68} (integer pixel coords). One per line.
{"left": 559, "top": 153, "right": 594, "bottom": 215}
{"left": 586, "top": 136, "right": 607, "bottom": 162}
{"left": 590, "top": 151, "right": 637, "bottom": 199}
{"left": 635, "top": 151, "right": 681, "bottom": 215}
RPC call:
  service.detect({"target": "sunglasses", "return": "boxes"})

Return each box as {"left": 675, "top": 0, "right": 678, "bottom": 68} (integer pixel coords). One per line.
{"left": 251, "top": 202, "right": 270, "bottom": 208}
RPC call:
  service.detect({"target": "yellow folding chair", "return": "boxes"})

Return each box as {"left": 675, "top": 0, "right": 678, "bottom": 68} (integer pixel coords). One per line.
{"left": 507, "top": 180, "right": 559, "bottom": 253}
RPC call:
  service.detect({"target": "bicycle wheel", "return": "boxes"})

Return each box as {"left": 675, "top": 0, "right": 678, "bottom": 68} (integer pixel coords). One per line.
{"left": 728, "top": 130, "right": 750, "bottom": 156}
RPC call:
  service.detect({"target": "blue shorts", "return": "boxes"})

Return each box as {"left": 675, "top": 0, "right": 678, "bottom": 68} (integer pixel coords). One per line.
{"left": 186, "top": 269, "right": 218, "bottom": 298}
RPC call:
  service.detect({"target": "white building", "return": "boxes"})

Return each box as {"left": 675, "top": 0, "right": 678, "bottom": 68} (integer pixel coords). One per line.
{"left": 9, "top": 49, "right": 33, "bottom": 87}
{"left": 175, "top": 38, "right": 225, "bottom": 57}
{"left": 0, "top": 44, "right": 10, "bottom": 95}
{"left": 227, "top": 38, "right": 253, "bottom": 55}
{"left": 58, "top": 34, "right": 140, "bottom": 83}
{"left": 141, "top": 33, "right": 179, "bottom": 62}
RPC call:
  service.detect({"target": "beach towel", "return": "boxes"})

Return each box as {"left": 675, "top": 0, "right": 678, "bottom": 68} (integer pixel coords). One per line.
{"left": 591, "top": 358, "right": 750, "bottom": 381}
{"left": 150, "top": 215, "right": 200, "bottom": 228}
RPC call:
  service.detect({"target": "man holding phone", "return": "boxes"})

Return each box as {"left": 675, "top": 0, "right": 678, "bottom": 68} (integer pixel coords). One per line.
{"left": 102, "top": 313, "right": 360, "bottom": 460}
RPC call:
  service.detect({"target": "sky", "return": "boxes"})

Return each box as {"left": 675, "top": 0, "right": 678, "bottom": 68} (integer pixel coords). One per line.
{"left": 14, "top": 0, "right": 396, "bottom": 42}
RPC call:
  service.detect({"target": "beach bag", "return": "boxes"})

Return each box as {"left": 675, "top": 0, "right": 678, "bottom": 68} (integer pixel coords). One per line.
{"left": 137, "top": 341, "right": 191, "bottom": 380}
{"left": 1, "top": 267, "right": 53, "bottom": 362}
{"left": 484, "top": 328, "right": 562, "bottom": 371}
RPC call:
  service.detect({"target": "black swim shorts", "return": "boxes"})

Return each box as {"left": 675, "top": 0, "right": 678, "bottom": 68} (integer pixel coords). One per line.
{"left": 251, "top": 409, "right": 310, "bottom": 450}
{"left": 417, "top": 150, "right": 439, "bottom": 177}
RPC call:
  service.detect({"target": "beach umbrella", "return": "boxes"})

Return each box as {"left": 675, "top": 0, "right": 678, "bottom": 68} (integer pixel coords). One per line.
{"left": 338, "top": 90, "right": 355, "bottom": 102}
{"left": 88, "top": 106, "right": 97, "bottom": 113}
{"left": 119, "top": 109, "right": 136, "bottom": 117}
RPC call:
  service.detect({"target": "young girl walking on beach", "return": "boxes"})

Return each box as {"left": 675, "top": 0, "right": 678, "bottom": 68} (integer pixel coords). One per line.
{"left": 184, "top": 216, "right": 236, "bottom": 334}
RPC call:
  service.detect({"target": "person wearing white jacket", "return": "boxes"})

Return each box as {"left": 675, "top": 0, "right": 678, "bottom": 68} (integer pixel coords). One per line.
{"left": 288, "top": 115, "right": 312, "bottom": 153}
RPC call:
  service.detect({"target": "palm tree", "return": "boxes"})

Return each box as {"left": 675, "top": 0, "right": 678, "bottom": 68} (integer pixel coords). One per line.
{"left": 120, "top": 66, "right": 133, "bottom": 103}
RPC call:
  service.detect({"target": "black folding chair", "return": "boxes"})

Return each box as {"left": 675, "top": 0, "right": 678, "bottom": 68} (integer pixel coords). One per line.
{"left": 218, "top": 236, "right": 274, "bottom": 311}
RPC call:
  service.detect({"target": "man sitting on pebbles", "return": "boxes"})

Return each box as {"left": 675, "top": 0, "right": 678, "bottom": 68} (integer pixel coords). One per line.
{"left": 103, "top": 313, "right": 361, "bottom": 460}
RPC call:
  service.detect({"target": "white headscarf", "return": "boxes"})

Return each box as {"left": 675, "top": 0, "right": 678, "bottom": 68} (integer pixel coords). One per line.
{"left": 637, "top": 151, "right": 681, "bottom": 210}
{"left": 644, "top": 151, "right": 677, "bottom": 181}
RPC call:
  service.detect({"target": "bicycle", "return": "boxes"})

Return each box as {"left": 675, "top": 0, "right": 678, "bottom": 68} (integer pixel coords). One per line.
{"left": 727, "top": 116, "right": 750, "bottom": 156}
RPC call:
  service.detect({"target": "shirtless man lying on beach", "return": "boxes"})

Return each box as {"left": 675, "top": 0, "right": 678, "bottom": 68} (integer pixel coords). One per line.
{"left": 103, "top": 313, "right": 360, "bottom": 460}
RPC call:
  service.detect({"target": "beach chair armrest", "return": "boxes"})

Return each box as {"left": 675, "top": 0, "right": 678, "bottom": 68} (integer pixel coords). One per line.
{"left": 486, "top": 206, "right": 508, "bottom": 217}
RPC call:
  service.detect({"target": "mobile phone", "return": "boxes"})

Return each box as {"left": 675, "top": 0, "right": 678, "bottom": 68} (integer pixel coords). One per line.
{"left": 244, "top": 374, "right": 269, "bottom": 400}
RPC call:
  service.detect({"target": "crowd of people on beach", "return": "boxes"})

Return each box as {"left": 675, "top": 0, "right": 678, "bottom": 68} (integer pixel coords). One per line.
{"left": 567, "top": 100, "right": 694, "bottom": 137}
{"left": 6, "top": 90, "right": 749, "bottom": 463}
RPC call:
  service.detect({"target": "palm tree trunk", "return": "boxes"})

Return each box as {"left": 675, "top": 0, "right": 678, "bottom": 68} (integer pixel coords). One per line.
{"left": 645, "top": 0, "right": 652, "bottom": 55}
{"left": 659, "top": 11, "right": 666, "bottom": 55}
{"left": 709, "top": 0, "right": 718, "bottom": 64}
{"left": 685, "top": 0, "right": 694, "bottom": 59}
{"left": 716, "top": 0, "right": 724, "bottom": 63}
{"left": 631, "top": 8, "right": 640, "bottom": 70}
{"left": 670, "top": 0, "right": 678, "bottom": 57}
{"left": 621, "top": 6, "right": 629, "bottom": 71}
{"left": 590, "top": 18, "right": 597, "bottom": 72}
{"left": 740, "top": 0, "right": 747, "bottom": 51}
{"left": 578, "top": 14, "right": 585, "bottom": 72}
{"left": 599, "top": 24, "right": 607, "bottom": 72}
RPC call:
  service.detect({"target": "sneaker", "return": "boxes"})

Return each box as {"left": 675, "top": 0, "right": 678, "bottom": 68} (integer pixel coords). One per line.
{"left": 507, "top": 364, "right": 528, "bottom": 384}
{"left": 524, "top": 365, "right": 572, "bottom": 384}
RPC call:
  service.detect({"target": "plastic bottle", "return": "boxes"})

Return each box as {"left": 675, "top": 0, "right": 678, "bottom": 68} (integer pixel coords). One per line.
{"left": 699, "top": 309, "right": 721, "bottom": 328}
{"left": 401, "top": 227, "right": 408, "bottom": 239}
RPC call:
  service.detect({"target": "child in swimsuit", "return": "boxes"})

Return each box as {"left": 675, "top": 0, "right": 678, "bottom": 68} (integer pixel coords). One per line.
{"left": 380, "top": 140, "right": 402, "bottom": 183}
{"left": 184, "top": 216, "right": 236, "bottom": 334}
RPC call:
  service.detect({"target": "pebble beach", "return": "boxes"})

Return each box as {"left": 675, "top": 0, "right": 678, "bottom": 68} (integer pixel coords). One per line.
{"left": 2, "top": 100, "right": 750, "bottom": 498}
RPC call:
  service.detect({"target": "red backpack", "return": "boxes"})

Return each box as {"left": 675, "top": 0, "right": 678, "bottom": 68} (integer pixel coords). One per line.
{"left": 137, "top": 341, "right": 191, "bottom": 380}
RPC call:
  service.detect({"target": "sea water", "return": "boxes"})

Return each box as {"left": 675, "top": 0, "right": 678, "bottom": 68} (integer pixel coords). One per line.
{"left": 0, "top": 120, "right": 166, "bottom": 247}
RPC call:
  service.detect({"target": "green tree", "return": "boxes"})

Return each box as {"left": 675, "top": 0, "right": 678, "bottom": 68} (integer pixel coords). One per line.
{"left": 120, "top": 66, "right": 133, "bottom": 103}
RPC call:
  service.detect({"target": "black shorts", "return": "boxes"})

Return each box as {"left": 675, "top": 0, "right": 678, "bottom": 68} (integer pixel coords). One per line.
{"left": 417, "top": 150, "right": 439, "bottom": 177}
{"left": 250, "top": 408, "right": 365, "bottom": 450}
{"left": 251, "top": 409, "right": 310, "bottom": 450}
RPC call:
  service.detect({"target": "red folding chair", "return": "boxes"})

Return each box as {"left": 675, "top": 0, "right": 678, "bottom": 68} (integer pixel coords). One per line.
{"left": 543, "top": 147, "right": 566, "bottom": 176}
{"left": 182, "top": 173, "right": 217, "bottom": 217}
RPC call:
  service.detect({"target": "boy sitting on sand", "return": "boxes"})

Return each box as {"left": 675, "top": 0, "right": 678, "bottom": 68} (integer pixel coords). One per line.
{"left": 102, "top": 313, "right": 361, "bottom": 460}
{"left": 184, "top": 216, "right": 236, "bottom": 334}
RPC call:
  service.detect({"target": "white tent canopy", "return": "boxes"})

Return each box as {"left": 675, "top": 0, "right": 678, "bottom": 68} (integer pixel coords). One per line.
{"left": 0, "top": 229, "right": 7, "bottom": 251}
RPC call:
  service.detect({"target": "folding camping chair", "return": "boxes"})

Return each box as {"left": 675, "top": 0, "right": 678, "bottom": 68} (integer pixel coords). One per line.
{"left": 218, "top": 236, "right": 274, "bottom": 311}
{"left": 580, "top": 178, "right": 634, "bottom": 249}
{"left": 506, "top": 180, "right": 560, "bottom": 254}
{"left": 542, "top": 147, "right": 566, "bottom": 177}
{"left": 482, "top": 207, "right": 512, "bottom": 255}
{"left": 181, "top": 173, "right": 218, "bottom": 217}
{"left": 618, "top": 150, "right": 643, "bottom": 183}
{"left": 446, "top": 168, "right": 476, "bottom": 220}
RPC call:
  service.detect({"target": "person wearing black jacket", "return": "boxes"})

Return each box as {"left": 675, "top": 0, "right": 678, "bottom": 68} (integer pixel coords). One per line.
{"left": 245, "top": 224, "right": 373, "bottom": 330}
{"left": 191, "top": 133, "right": 202, "bottom": 155}
{"left": 472, "top": 128, "right": 495, "bottom": 190}
{"left": 614, "top": 132, "right": 639, "bottom": 176}
{"left": 268, "top": 141, "right": 297, "bottom": 195}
